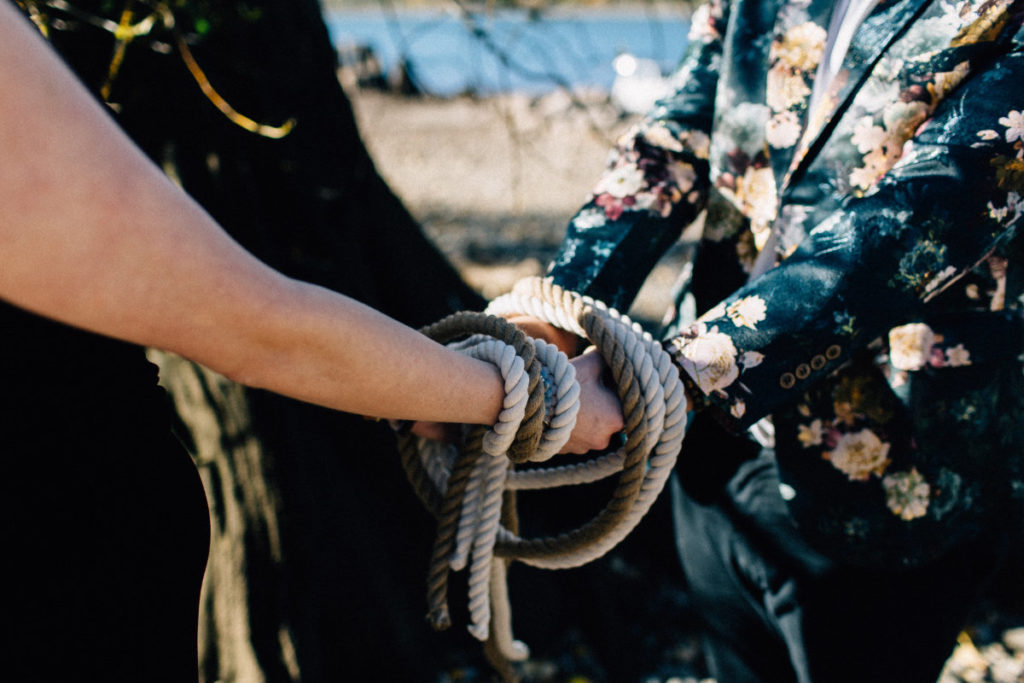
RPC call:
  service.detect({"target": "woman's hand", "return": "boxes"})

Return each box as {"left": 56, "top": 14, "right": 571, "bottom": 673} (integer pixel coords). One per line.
{"left": 498, "top": 315, "right": 624, "bottom": 453}
{"left": 410, "top": 346, "right": 624, "bottom": 455}
{"left": 560, "top": 347, "right": 624, "bottom": 454}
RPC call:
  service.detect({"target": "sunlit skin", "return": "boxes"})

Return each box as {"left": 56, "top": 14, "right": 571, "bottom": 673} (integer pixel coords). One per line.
{"left": 502, "top": 314, "right": 695, "bottom": 413}
{"left": 0, "top": 3, "right": 622, "bottom": 453}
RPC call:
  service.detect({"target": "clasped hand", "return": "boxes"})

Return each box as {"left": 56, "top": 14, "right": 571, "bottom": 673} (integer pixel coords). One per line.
{"left": 412, "top": 319, "right": 625, "bottom": 455}
{"left": 557, "top": 347, "right": 625, "bottom": 454}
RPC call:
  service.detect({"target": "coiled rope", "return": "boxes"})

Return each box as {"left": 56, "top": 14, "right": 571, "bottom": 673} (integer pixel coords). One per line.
{"left": 395, "top": 277, "right": 687, "bottom": 669}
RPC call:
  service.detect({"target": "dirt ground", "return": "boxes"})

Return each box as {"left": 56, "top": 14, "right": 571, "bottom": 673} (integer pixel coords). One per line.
{"left": 348, "top": 87, "right": 1024, "bottom": 683}
{"left": 349, "top": 88, "right": 690, "bottom": 325}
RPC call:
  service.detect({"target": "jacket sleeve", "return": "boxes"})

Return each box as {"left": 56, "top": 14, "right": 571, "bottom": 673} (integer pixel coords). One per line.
{"left": 666, "top": 42, "right": 1024, "bottom": 429}
{"left": 546, "top": 0, "right": 728, "bottom": 311}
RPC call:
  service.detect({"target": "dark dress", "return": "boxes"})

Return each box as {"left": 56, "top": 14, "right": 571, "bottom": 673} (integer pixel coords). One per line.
{"left": 0, "top": 302, "right": 210, "bottom": 682}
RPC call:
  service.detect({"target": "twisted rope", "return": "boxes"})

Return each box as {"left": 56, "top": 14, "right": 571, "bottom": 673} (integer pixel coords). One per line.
{"left": 396, "top": 277, "right": 686, "bottom": 666}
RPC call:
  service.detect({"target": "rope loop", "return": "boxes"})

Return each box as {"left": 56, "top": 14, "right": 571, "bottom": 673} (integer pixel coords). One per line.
{"left": 396, "top": 277, "right": 686, "bottom": 668}
{"left": 418, "top": 311, "right": 546, "bottom": 463}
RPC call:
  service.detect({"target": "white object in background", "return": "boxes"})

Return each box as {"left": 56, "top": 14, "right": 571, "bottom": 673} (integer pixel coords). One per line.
{"left": 610, "top": 53, "right": 671, "bottom": 114}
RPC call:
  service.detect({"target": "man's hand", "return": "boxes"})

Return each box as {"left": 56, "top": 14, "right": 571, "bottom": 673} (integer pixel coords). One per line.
{"left": 502, "top": 314, "right": 579, "bottom": 356}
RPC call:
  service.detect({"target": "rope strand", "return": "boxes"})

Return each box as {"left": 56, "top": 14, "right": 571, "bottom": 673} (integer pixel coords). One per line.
{"left": 396, "top": 277, "right": 686, "bottom": 674}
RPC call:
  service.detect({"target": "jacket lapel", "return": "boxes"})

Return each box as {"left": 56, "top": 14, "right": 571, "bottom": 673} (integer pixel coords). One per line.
{"left": 765, "top": 0, "right": 840, "bottom": 194}
{"left": 779, "top": 0, "right": 936, "bottom": 192}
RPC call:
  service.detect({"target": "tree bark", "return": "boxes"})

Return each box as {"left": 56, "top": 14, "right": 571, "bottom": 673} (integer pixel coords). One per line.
{"left": 33, "top": 0, "right": 488, "bottom": 679}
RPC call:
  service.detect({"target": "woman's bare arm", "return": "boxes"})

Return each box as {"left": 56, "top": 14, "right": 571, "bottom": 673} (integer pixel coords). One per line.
{"left": 0, "top": 4, "right": 506, "bottom": 425}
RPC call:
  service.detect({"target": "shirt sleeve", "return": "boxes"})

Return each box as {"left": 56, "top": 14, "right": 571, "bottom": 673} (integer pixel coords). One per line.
{"left": 666, "top": 45, "right": 1024, "bottom": 429}
{"left": 546, "top": 0, "right": 728, "bottom": 312}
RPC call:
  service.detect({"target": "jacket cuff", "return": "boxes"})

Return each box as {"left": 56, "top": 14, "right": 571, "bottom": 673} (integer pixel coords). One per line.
{"left": 663, "top": 338, "right": 745, "bottom": 435}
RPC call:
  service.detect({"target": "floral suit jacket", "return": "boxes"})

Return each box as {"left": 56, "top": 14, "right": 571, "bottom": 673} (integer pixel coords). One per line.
{"left": 546, "top": 0, "right": 1024, "bottom": 568}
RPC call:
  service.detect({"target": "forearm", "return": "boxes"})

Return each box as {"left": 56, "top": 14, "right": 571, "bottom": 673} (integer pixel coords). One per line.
{"left": 0, "top": 4, "right": 504, "bottom": 426}
{"left": 217, "top": 279, "right": 509, "bottom": 424}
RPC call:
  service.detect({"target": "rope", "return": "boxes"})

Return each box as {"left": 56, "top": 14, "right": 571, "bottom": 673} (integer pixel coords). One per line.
{"left": 396, "top": 277, "right": 686, "bottom": 669}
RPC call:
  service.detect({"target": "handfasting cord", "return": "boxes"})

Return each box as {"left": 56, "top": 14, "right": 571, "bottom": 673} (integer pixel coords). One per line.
{"left": 395, "top": 277, "right": 687, "bottom": 671}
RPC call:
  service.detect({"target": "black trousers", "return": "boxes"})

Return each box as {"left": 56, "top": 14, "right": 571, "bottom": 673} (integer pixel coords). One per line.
{"left": 670, "top": 452, "right": 1006, "bottom": 683}
{"left": 2, "top": 411, "right": 210, "bottom": 682}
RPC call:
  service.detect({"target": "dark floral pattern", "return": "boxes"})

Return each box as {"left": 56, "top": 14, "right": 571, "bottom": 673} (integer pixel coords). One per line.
{"left": 547, "top": 0, "right": 1024, "bottom": 567}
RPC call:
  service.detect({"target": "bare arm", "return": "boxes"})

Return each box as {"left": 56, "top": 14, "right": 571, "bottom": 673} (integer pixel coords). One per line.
{"left": 503, "top": 315, "right": 694, "bottom": 413}
{"left": 0, "top": 4, "right": 504, "bottom": 426}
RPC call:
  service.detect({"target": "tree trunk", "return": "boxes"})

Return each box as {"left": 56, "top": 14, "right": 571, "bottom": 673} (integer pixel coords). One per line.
{"left": 34, "top": 0, "right": 489, "bottom": 679}
{"left": 30, "top": 1, "right": 702, "bottom": 679}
